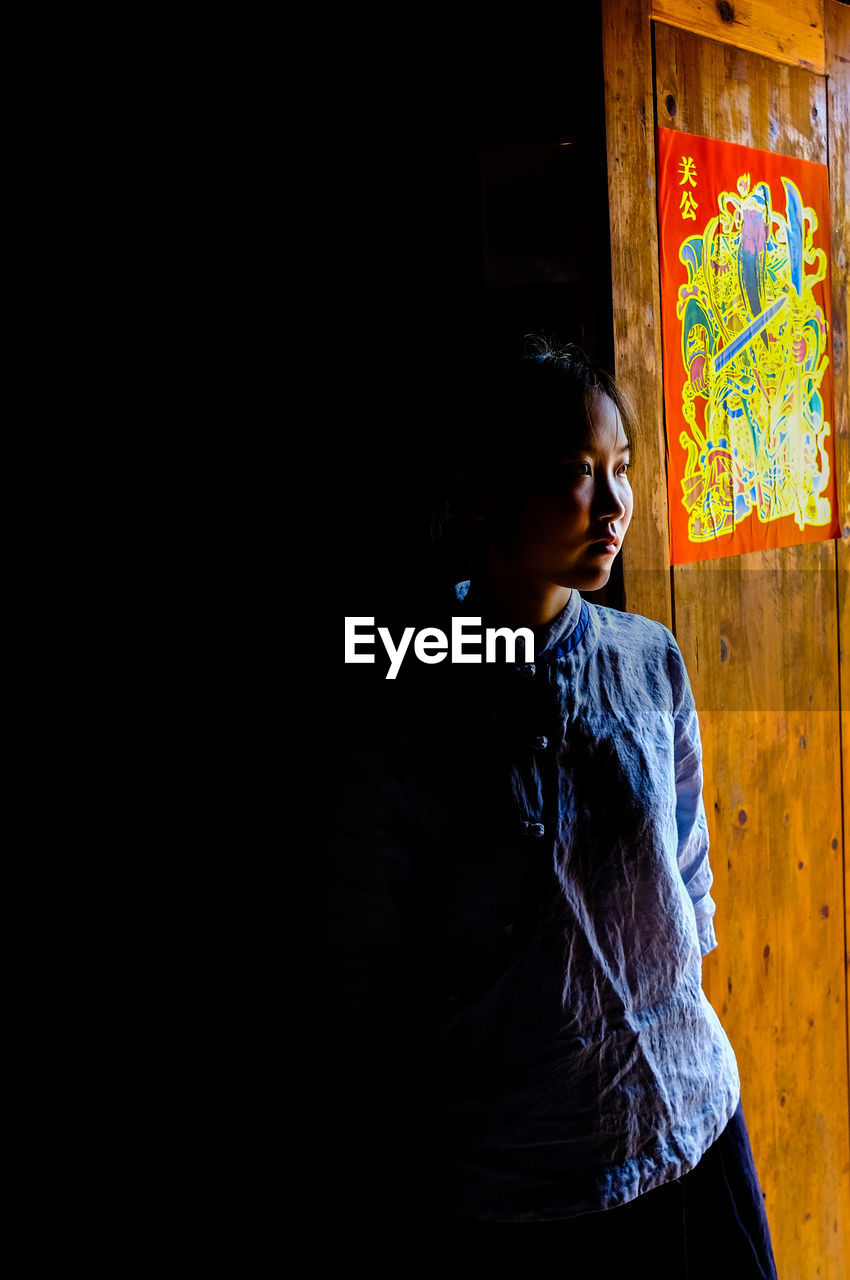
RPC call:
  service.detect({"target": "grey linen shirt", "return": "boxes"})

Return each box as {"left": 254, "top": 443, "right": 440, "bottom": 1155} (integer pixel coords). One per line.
{"left": 326, "top": 586, "right": 741, "bottom": 1222}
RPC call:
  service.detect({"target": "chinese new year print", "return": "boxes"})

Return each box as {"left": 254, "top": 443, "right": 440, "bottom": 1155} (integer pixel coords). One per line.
{"left": 656, "top": 128, "right": 839, "bottom": 564}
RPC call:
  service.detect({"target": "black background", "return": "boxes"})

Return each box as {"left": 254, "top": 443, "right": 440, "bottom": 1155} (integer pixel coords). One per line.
{"left": 307, "top": 7, "right": 616, "bottom": 658}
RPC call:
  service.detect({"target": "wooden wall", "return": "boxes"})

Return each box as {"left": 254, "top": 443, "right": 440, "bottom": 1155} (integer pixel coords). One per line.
{"left": 602, "top": 3, "right": 849, "bottom": 1277}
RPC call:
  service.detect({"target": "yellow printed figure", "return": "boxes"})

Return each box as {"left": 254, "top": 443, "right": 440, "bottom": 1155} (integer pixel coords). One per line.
{"left": 674, "top": 174, "right": 831, "bottom": 540}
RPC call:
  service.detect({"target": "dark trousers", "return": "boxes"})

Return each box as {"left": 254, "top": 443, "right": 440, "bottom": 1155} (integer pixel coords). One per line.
{"left": 436, "top": 1102, "right": 778, "bottom": 1279}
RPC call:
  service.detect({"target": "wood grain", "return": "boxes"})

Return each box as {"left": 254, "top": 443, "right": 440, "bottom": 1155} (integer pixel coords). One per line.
{"left": 825, "top": 0, "right": 850, "bottom": 1111}
{"left": 654, "top": 21, "right": 849, "bottom": 1276}
{"left": 651, "top": 0, "right": 826, "bottom": 74}
{"left": 602, "top": 0, "right": 673, "bottom": 628}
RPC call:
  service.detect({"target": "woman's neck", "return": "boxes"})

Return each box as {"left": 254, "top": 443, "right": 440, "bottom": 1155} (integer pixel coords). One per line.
{"left": 464, "top": 575, "right": 573, "bottom": 631}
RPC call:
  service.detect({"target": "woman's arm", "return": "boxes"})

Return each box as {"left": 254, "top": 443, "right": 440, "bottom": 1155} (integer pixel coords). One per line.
{"left": 667, "top": 638, "right": 719, "bottom": 957}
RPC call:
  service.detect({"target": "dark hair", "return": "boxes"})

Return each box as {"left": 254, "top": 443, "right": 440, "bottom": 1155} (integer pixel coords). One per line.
{"left": 429, "top": 335, "right": 638, "bottom": 584}
{"left": 513, "top": 334, "right": 637, "bottom": 455}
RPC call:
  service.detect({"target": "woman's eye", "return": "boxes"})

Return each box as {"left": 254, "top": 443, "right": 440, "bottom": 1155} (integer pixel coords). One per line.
{"left": 552, "top": 458, "right": 629, "bottom": 481}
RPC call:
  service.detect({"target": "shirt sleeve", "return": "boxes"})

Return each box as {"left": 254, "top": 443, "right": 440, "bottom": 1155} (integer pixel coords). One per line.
{"left": 666, "top": 635, "right": 718, "bottom": 957}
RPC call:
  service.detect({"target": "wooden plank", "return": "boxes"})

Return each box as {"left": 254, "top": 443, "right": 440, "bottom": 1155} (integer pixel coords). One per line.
{"left": 651, "top": 0, "right": 825, "bottom": 74}
{"left": 824, "top": 0, "right": 850, "bottom": 1121}
{"left": 655, "top": 22, "right": 849, "bottom": 1277}
{"left": 654, "top": 23, "right": 828, "bottom": 158}
{"left": 602, "top": 0, "right": 673, "bottom": 629}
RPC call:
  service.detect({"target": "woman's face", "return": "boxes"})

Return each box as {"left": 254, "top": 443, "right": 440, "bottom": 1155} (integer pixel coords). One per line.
{"left": 484, "top": 391, "right": 634, "bottom": 594}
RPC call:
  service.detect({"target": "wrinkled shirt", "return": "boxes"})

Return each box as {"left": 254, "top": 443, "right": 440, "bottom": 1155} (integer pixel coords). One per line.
{"left": 326, "top": 586, "right": 741, "bottom": 1222}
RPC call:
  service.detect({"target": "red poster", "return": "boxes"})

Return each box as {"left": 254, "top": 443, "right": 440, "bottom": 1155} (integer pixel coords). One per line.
{"left": 656, "top": 127, "right": 838, "bottom": 564}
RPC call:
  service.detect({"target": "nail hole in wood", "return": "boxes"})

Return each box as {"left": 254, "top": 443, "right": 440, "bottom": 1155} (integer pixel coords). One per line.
{"left": 665, "top": 94, "right": 677, "bottom": 116}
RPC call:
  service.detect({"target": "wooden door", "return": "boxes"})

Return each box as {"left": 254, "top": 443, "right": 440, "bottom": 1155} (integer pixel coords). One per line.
{"left": 603, "top": 3, "right": 849, "bottom": 1276}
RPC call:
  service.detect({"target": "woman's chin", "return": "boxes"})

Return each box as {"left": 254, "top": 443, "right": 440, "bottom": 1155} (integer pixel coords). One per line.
{"left": 561, "top": 566, "right": 613, "bottom": 593}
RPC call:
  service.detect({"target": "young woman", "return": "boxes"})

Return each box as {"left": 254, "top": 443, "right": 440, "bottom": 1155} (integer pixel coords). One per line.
{"left": 323, "top": 338, "right": 777, "bottom": 1276}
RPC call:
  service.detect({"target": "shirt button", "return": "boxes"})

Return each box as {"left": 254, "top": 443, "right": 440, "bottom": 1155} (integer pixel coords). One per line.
{"left": 523, "top": 820, "right": 545, "bottom": 838}
{"left": 529, "top": 735, "right": 549, "bottom": 750}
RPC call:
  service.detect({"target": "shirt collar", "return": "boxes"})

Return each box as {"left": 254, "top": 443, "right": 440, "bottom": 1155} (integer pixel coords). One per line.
{"left": 533, "top": 589, "right": 583, "bottom": 655}
{"left": 453, "top": 581, "right": 583, "bottom": 656}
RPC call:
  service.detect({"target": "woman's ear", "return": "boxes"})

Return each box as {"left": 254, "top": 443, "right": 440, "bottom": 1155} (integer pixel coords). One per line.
{"left": 464, "top": 494, "right": 492, "bottom": 522}
{"left": 449, "top": 467, "right": 493, "bottom": 521}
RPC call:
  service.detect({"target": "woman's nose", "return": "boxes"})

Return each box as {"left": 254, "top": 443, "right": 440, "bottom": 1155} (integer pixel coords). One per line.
{"left": 594, "top": 474, "right": 627, "bottom": 519}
